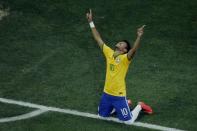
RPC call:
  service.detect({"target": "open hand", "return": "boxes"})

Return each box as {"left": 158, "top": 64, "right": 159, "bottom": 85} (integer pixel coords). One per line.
{"left": 86, "top": 9, "right": 93, "bottom": 23}
{"left": 137, "top": 25, "right": 146, "bottom": 37}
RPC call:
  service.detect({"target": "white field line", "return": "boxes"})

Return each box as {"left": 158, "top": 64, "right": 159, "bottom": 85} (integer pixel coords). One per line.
{"left": 0, "top": 109, "right": 47, "bottom": 123}
{"left": 0, "top": 97, "right": 185, "bottom": 131}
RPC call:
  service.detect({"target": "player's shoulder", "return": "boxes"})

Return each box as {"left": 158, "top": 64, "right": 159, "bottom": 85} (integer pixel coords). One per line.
{"left": 103, "top": 43, "right": 111, "bottom": 49}
{"left": 121, "top": 53, "right": 132, "bottom": 63}
{"left": 103, "top": 43, "right": 113, "bottom": 52}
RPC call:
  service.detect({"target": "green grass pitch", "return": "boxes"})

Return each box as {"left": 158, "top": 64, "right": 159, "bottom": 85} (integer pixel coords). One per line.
{"left": 0, "top": 0, "right": 196, "bottom": 130}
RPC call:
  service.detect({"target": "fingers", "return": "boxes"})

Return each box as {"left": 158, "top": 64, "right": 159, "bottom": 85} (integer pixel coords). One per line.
{"left": 138, "top": 25, "right": 146, "bottom": 32}
{"left": 86, "top": 9, "right": 92, "bottom": 16}
{"left": 89, "top": 9, "right": 92, "bottom": 15}
{"left": 139, "top": 25, "right": 146, "bottom": 30}
{"left": 142, "top": 25, "right": 146, "bottom": 29}
{"left": 86, "top": 13, "right": 89, "bottom": 19}
{"left": 86, "top": 9, "right": 93, "bottom": 22}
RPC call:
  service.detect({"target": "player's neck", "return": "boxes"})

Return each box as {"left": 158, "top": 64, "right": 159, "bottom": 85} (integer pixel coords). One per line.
{"left": 113, "top": 51, "right": 123, "bottom": 58}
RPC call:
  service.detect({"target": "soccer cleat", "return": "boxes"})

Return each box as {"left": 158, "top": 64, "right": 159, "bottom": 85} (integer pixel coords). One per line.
{"left": 139, "top": 102, "right": 153, "bottom": 114}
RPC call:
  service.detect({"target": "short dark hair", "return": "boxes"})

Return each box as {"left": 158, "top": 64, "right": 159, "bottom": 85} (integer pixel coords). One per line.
{"left": 122, "top": 40, "right": 131, "bottom": 53}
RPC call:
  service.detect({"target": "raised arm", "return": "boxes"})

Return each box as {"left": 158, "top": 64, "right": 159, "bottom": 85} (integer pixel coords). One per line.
{"left": 86, "top": 9, "right": 104, "bottom": 49}
{"left": 127, "top": 25, "right": 146, "bottom": 60}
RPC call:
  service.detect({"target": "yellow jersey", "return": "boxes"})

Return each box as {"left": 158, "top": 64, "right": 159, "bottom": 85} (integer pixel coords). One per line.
{"left": 102, "top": 44, "right": 131, "bottom": 97}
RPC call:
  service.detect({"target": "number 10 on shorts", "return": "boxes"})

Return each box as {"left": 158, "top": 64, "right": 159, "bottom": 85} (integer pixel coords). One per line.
{"left": 121, "top": 108, "right": 128, "bottom": 117}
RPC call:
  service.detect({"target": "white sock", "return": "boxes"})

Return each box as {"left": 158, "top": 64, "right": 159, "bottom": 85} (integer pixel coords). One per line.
{"left": 131, "top": 105, "right": 142, "bottom": 123}
{"left": 124, "top": 105, "right": 142, "bottom": 125}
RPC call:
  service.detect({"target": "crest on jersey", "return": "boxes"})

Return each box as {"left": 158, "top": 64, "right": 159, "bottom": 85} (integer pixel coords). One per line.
{"left": 115, "top": 57, "right": 121, "bottom": 64}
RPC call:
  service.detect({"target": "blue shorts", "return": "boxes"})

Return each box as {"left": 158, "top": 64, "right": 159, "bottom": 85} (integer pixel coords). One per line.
{"left": 98, "top": 92, "right": 132, "bottom": 121}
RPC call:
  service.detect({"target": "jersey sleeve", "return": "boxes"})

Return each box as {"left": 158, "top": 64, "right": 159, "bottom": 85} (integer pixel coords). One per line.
{"left": 122, "top": 54, "right": 132, "bottom": 65}
{"left": 102, "top": 44, "right": 113, "bottom": 58}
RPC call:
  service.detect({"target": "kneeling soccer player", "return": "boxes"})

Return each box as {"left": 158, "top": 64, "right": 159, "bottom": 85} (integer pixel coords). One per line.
{"left": 86, "top": 9, "right": 153, "bottom": 124}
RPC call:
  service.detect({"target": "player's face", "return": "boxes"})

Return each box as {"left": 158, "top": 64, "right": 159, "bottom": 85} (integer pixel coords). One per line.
{"left": 115, "top": 42, "right": 127, "bottom": 53}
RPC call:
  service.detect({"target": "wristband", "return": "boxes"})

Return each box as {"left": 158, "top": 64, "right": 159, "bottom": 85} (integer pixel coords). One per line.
{"left": 89, "top": 21, "right": 95, "bottom": 28}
